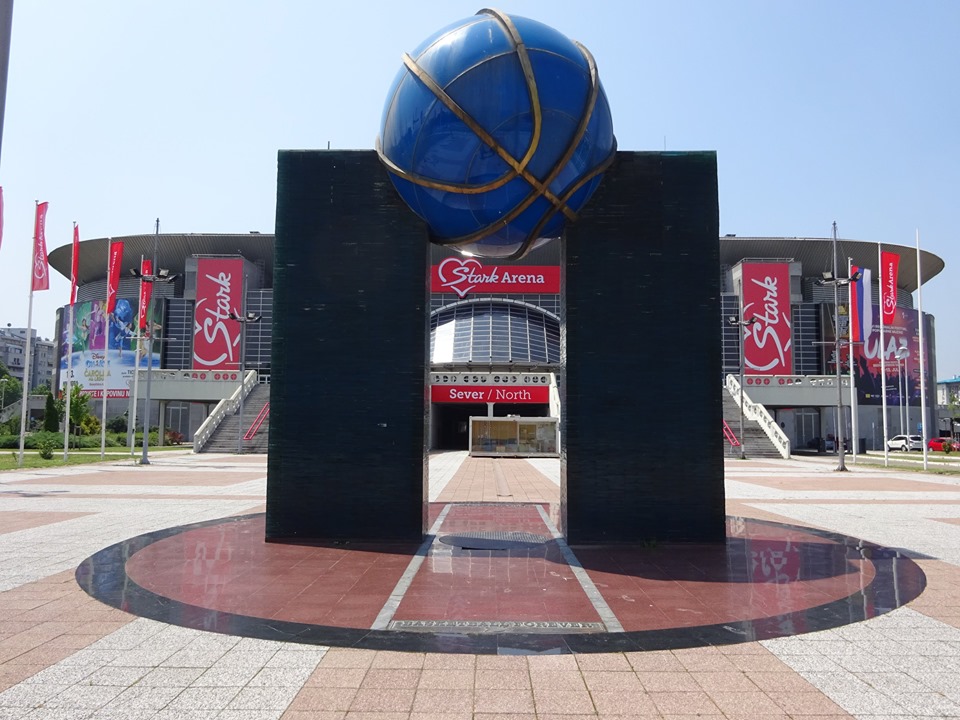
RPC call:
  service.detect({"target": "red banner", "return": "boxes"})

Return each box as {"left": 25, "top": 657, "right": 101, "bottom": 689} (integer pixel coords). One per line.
{"left": 431, "top": 258, "right": 560, "bottom": 298}
{"left": 32, "top": 202, "right": 50, "bottom": 291}
{"left": 105, "top": 241, "right": 124, "bottom": 312}
{"left": 138, "top": 259, "right": 153, "bottom": 330}
{"left": 70, "top": 224, "right": 80, "bottom": 305}
{"left": 741, "top": 263, "right": 792, "bottom": 375}
{"left": 193, "top": 257, "right": 244, "bottom": 370}
{"left": 880, "top": 250, "right": 900, "bottom": 326}
{"left": 430, "top": 385, "right": 550, "bottom": 403}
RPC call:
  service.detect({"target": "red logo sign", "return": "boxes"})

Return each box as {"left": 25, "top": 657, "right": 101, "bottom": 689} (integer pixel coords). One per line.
{"left": 32, "top": 202, "right": 50, "bottom": 291}
{"left": 193, "top": 258, "right": 243, "bottom": 370}
{"left": 742, "top": 263, "right": 792, "bottom": 375}
{"left": 431, "top": 258, "right": 560, "bottom": 298}
{"left": 880, "top": 251, "right": 900, "bottom": 326}
{"left": 430, "top": 385, "right": 550, "bottom": 403}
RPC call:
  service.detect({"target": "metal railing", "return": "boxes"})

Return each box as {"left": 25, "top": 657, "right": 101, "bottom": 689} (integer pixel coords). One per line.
{"left": 243, "top": 402, "right": 270, "bottom": 441}
{"left": 192, "top": 370, "right": 258, "bottom": 453}
{"left": 725, "top": 374, "right": 792, "bottom": 459}
{"left": 722, "top": 420, "right": 740, "bottom": 447}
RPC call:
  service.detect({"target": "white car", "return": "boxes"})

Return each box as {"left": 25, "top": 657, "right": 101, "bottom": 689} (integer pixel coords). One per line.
{"left": 886, "top": 434, "right": 923, "bottom": 452}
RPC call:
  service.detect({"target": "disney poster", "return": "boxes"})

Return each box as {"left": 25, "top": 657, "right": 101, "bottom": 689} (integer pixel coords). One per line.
{"left": 56, "top": 298, "right": 164, "bottom": 398}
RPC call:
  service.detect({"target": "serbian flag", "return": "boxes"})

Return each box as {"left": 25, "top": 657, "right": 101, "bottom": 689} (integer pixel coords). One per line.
{"left": 32, "top": 202, "right": 50, "bottom": 291}
{"left": 106, "top": 241, "right": 124, "bottom": 312}
{"left": 138, "top": 258, "right": 153, "bottom": 330}
{"left": 70, "top": 224, "right": 80, "bottom": 304}
{"left": 880, "top": 250, "right": 900, "bottom": 325}
{"left": 849, "top": 266, "right": 873, "bottom": 342}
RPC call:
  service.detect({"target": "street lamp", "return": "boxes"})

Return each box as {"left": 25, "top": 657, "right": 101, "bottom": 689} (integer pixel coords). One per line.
{"left": 228, "top": 311, "right": 262, "bottom": 454}
{"left": 815, "top": 222, "right": 862, "bottom": 471}
{"left": 728, "top": 312, "right": 759, "bottom": 460}
{"left": 130, "top": 225, "right": 179, "bottom": 466}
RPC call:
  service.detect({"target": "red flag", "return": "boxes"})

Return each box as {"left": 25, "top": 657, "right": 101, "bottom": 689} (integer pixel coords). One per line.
{"left": 70, "top": 224, "right": 80, "bottom": 305}
{"left": 106, "top": 241, "right": 124, "bottom": 312}
{"left": 880, "top": 250, "right": 900, "bottom": 326}
{"left": 138, "top": 259, "right": 153, "bottom": 330}
{"left": 32, "top": 202, "right": 50, "bottom": 291}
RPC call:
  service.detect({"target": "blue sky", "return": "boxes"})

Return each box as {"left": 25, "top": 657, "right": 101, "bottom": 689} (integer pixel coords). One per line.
{"left": 1, "top": 1, "right": 958, "bottom": 377}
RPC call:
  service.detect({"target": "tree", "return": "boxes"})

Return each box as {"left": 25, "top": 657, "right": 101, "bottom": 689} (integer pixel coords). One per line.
{"left": 42, "top": 393, "right": 59, "bottom": 432}
{"left": 0, "top": 364, "right": 22, "bottom": 411}
{"left": 54, "top": 385, "right": 93, "bottom": 444}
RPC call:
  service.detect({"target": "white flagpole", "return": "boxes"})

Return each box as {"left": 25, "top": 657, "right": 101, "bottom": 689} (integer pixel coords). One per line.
{"left": 62, "top": 302, "right": 73, "bottom": 460}
{"left": 848, "top": 256, "right": 858, "bottom": 463}
{"left": 879, "top": 242, "right": 889, "bottom": 467}
{"left": 17, "top": 203, "right": 40, "bottom": 468}
{"left": 917, "top": 229, "right": 929, "bottom": 470}
{"left": 127, "top": 254, "right": 143, "bottom": 455}
{"left": 100, "top": 239, "right": 111, "bottom": 459}
{"left": 17, "top": 291, "right": 35, "bottom": 467}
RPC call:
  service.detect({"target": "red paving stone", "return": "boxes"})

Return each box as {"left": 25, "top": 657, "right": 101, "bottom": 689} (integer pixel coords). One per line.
{"left": 125, "top": 516, "right": 419, "bottom": 628}
{"left": 733, "top": 474, "right": 960, "bottom": 492}
{"left": 0, "top": 511, "right": 94, "bottom": 535}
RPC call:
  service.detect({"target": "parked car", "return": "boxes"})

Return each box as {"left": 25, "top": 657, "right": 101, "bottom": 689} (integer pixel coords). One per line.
{"left": 886, "top": 435, "right": 923, "bottom": 452}
{"left": 928, "top": 437, "right": 960, "bottom": 452}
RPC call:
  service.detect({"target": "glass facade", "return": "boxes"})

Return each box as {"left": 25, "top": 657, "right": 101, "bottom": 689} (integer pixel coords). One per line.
{"left": 430, "top": 300, "right": 560, "bottom": 367}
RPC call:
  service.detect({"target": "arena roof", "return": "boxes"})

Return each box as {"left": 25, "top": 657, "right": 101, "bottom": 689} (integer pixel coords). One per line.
{"left": 49, "top": 234, "right": 944, "bottom": 294}
{"left": 718, "top": 236, "right": 943, "bottom": 293}
{"left": 48, "top": 233, "right": 274, "bottom": 286}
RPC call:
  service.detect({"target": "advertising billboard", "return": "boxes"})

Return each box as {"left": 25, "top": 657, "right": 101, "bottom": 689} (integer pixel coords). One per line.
{"left": 741, "top": 263, "right": 792, "bottom": 375}
{"left": 854, "top": 306, "right": 928, "bottom": 407}
{"left": 193, "top": 258, "right": 244, "bottom": 371}
{"left": 57, "top": 297, "right": 163, "bottom": 398}
{"left": 431, "top": 257, "right": 560, "bottom": 298}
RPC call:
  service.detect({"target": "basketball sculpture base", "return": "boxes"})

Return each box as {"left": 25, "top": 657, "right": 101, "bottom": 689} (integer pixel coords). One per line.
{"left": 267, "top": 150, "right": 428, "bottom": 543}
{"left": 561, "top": 151, "right": 724, "bottom": 543}
{"left": 267, "top": 150, "right": 722, "bottom": 544}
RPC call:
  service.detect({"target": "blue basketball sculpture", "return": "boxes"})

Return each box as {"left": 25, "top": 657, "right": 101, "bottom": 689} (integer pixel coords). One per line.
{"left": 377, "top": 9, "right": 617, "bottom": 259}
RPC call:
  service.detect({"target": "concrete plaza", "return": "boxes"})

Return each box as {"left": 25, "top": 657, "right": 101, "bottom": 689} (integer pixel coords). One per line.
{"left": 1, "top": 450, "right": 959, "bottom": 718}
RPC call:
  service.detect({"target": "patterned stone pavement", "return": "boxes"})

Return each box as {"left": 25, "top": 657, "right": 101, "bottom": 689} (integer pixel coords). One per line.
{"left": 0, "top": 449, "right": 959, "bottom": 718}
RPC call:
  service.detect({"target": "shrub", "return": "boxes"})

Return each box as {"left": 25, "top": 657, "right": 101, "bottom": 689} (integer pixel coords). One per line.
{"left": 36, "top": 436, "right": 55, "bottom": 459}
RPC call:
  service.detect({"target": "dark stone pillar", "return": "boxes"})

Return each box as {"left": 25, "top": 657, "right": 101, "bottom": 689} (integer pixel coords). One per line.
{"left": 561, "top": 151, "right": 724, "bottom": 543}
{"left": 267, "top": 150, "right": 428, "bottom": 542}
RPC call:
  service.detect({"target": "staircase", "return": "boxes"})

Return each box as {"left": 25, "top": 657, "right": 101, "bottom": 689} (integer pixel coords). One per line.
{"left": 200, "top": 385, "right": 270, "bottom": 454}
{"left": 722, "top": 390, "right": 783, "bottom": 458}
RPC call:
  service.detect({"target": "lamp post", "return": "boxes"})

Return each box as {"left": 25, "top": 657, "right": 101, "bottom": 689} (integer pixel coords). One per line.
{"left": 0, "top": 377, "right": 7, "bottom": 412}
{"left": 228, "top": 310, "right": 261, "bottom": 454}
{"left": 728, "top": 309, "right": 759, "bottom": 460}
{"left": 130, "top": 220, "right": 178, "bottom": 465}
{"left": 815, "top": 223, "right": 862, "bottom": 471}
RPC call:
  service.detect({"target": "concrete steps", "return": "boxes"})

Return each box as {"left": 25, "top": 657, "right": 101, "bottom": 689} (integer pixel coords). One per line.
{"left": 201, "top": 385, "right": 270, "bottom": 454}
{"left": 722, "top": 389, "right": 782, "bottom": 459}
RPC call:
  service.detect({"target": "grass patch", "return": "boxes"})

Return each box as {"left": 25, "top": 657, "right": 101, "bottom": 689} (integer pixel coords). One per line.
{"left": 0, "top": 445, "right": 192, "bottom": 472}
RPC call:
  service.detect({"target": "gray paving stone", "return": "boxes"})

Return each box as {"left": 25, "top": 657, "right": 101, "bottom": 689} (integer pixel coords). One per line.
{"left": 223, "top": 685, "right": 299, "bottom": 711}
{"left": 40, "top": 685, "right": 125, "bottom": 711}
{"left": 189, "top": 666, "right": 261, "bottom": 688}
{"left": 162, "top": 686, "right": 240, "bottom": 712}
{"left": 246, "top": 667, "right": 316, "bottom": 687}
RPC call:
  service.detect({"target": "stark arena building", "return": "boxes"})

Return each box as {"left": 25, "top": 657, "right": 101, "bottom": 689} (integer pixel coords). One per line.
{"left": 48, "top": 233, "right": 944, "bottom": 455}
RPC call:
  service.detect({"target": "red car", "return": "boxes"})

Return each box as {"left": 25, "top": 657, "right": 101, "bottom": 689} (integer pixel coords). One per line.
{"left": 928, "top": 437, "right": 960, "bottom": 452}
